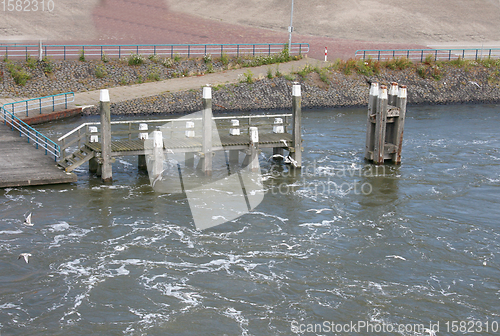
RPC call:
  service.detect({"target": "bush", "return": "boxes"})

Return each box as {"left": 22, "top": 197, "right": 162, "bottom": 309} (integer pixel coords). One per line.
{"left": 128, "top": 53, "right": 145, "bottom": 66}
{"left": 203, "top": 53, "right": 212, "bottom": 64}
{"left": 267, "top": 67, "right": 273, "bottom": 79}
{"left": 220, "top": 52, "right": 229, "bottom": 66}
{"left": 240, "top": 70, "right": 254, "bottom": 84}
{"left": 148, "top": 54, "right": 160, "bottom": 63}
{"left": 148, "top": 71, "right": 160, "bottom": 81}
{"left": 94, "top": 65, "right": 107, "bottom": 78}
{"left": 25, "top": 55, "right": 37, "bottom": 69}
{"left": 42, "top": 57, "right": 54, "bottom": 73}
{"left": 101, "top": 52, "right": 110, "bottom": 63}
{"left": 11, "top": 68, "right": 31, "bottom": 86}
{"left": 162, "top": 58, "right": 174, "bottom": 68}
{"left": 79, "top": 49, "right": 86, "bottom": 62}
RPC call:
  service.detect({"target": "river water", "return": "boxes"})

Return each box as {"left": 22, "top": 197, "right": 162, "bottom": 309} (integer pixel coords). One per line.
{"left": 0, "top": 104, "right": 499, "bottom": 335}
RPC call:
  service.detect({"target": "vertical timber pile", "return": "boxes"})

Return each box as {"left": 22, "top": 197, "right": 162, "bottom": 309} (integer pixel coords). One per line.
{"left": 365, "top": 83, "right": 407, "bottom": 164}
{"left": 365, "top": 82, "right": 379, "bottom": 160}
{"left": 291, "top": 83, "right": 302, "bottom": 168}
{"left": 201, "top": 86, "right": 213, "bottom": 175}
{"left": 393, "top": 85, "right": 407, "bottom": 164}
{"left": 100, "top": 89, "right": 112, "bottom": 182}
{"left": 138, "top": 123, "right": 148, "bottom": 172}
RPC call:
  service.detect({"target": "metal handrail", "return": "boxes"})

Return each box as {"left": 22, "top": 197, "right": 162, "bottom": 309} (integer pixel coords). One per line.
{"left": 0, "top": 43, "right": 309, "bottom": 60}
{"left": 354, "top": 48, "right": 500, "bottom": 62}
{"left": 2, "top": 92, "right": 75, "bottom": 117}
{"left": 58, "top": 113, "right": 293, "bottom": 160}
{"left": 1, "top": 106, "right": 60, "bottom": 161}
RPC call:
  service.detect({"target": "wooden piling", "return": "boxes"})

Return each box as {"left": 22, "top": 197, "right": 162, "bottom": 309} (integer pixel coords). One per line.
{"left": 151, "top": 130, "right": 163, "bottom": 178}
{"left": 365, "top": 83, "right": 407, "bottom": 164}
{"left": 100, "top": 89, "right": 112, "bottom": 182}
{"left": 392, "top": 85, "right": 407, "bottom": 164}
{"left": 138, "top": 123, "right": 148, "bottom": 172}
{"left": 365, "top": 82, "right": 379, "bottom": 160}
{"left": 200, "top": 86, "right": 213, "bottom": 175}
{"left": 373, "top": 85, "right": 388, "bottom": 165}
{"left": 291, "top": 83, "right": 302, "bottom": 168}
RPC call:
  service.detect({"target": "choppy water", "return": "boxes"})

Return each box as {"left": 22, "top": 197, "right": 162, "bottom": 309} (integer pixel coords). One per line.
{"left": 1, "top": 104, "right": 499, "bottom": 335}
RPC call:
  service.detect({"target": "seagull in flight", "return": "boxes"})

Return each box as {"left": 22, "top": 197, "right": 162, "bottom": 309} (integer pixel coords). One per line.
{"left": 279, "top": 243, "right": 300, "bottom": 250}
{"left": 268, "top": 154, "right": 298, "bottom": 167}
{"left": 18, "top": 253, "right": 32, "bottom": 263}
{"left": 306, "top": 208, "right": 332, "bottom": 214}
{"left": 23, "top": 212, "right": 33, "bottom": 226}
{"left": 151, "top": 169, "right": 166, "bottom": 188}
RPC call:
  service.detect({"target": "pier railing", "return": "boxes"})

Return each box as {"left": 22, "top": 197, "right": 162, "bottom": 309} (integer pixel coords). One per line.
{"left": 355, "top": 48, "right": 500, "bottom": 62}
{"left": 1, "top": 107, "right": 60, "bottom": 161}
{"left": 2, "top": 92, "right": 75, "bottom": 117}
{"left": 58, "top": 114, "right": 292, "bottom": 161}
{"left": 0, "top": 43, "right": 309, "bottom": 60}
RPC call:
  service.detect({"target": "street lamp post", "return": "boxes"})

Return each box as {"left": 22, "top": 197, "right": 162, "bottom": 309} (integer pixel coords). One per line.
{"left": 288, "top": 0, "right": 294, "bottom": 54}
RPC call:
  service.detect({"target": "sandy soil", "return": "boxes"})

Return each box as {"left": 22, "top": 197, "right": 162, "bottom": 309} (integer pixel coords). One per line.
{"left": 1, "top": 0, "right": 500, "bottom": 59}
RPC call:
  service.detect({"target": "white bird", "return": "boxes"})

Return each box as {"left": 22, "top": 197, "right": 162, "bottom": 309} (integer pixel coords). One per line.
{"left": 23, "top": 212, "right": 33, "bottom": 226}
{"left": 280, "top": 139, "right": 289, "bottom": 147}
{"left": 279, "top": 243, "right": 300, "bottom": 250}
{"left": 306, "top": 208, "right": 332, "bottom": 214}
{"left": 151, "top": 169, "right": 166, "bottom": 188}
{"left": 18, "top": 253, "right": 32, "bottom": 263}
{"left": 269, "top": 154, "right": 286, "bottom": 161}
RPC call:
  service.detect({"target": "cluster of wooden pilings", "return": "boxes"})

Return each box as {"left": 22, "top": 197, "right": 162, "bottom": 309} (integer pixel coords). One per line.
{"left": 364, "top": 82, "right": 407, "bottom": 164}
{"left": 86, "top": 83, "right": 303, "bottom": 183}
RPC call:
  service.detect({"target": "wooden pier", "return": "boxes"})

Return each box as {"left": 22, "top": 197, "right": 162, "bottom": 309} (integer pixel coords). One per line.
{"left": 365, "top": 82, "right": 407, "bottom": 164}
{"left": 58, "top": 85, "right": 303, "bottom": 181}
{"left": 0, "top": 123, "right": 76, "bottom": 188}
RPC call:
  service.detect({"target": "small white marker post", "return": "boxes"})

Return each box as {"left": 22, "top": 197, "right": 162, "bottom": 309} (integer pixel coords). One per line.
{"left": 201, "top": 85, "right": 213, "bottom": 175}
{"left": 325, "top": 47, "right": 327, "bottom": 62}
{"left": 152, "top": 130, "right": 164, "bottom": 179}
{"left": 291, "top": 83, "right": 302, "bottom": 168}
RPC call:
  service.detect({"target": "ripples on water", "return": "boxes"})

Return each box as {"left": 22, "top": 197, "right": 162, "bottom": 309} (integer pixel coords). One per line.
{"left": 0, "top": 105, "right": 499, "bottom": 335}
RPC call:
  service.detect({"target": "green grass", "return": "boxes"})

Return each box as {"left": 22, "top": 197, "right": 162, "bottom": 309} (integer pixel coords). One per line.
{"left": 25, "top": 55, "right": 37, "bottom": 69}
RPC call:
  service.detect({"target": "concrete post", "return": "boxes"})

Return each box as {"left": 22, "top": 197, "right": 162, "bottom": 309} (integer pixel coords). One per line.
{"left": 373, "top": 85, "right": 388, "bottom": 164}
{"left": 393, "top": 85, "right": 407, "bottom": 164}
{"left": 228, "top": 119, "right": 240, "bottom": 165}
{"left": 291, "top": 83, "right": 302, "bottom": 168}
{"left": 365, "top": 82, "right": 379, "bottom": 160}
{"left": 201, "top": 86, "right": 213, "bottom": 175}
{"left": 138, "top": 123, "right": 148, "bottom": 172}
{"left": 100, "top": 89, "right": 112, "bottom": 182}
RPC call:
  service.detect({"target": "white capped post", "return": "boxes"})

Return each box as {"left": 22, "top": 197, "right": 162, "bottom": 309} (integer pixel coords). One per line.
{"left": 291, "top": 83, "right": 302, "bottom": 168}
{"left": 100, "top": 89, "right": 112, "bottom": 182}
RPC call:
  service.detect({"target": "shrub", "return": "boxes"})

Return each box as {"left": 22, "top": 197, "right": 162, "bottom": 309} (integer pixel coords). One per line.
{"left": 79, "top": 49, "right": 86, "bottom": 62}
{"left": 267, "top": 67, "right": 273, "bottom": 79}
{"left": 148, "top": 54, "right": 160, "bottom": 63}
{"left": 25, "top": 55, "right": 37, "bottom": 69}
{"left": 94, "top": 65, "right": 107, "bottom": 78}
{"left": 220, "top": 52, "right": 229, "bottom": 66}
{"left": 206, "top": 62, "right": 214, "bottom": 73}
{"left": 101, "top": 52, "right": 110, "bottom": 63}
{"left": 128, "top": 53, "right": 145, "bottom": 66}
{"left": 42, "top": 57, "right": 54, "bottom": 73}
{"left": 416, "top": 65, "right": 427, "bottom": 78}
{"left": 240, "top": 70, "right": 254, "bottom": 84}
{"left": 12, "top": 68, "right": 31, "bottom": 86}
{"left": 162, "top": 58, "right": 174, "bottom": 68}
{"left": 173, "top": 54, "right": 182, "bottom": 62}
{"left": 148, "top": 71, "right": 160, "bottom": 81}
{"left": 384, "top": 57, "right": 413, "bottom": 70}
{"left": 203, "top": 53, "right": 212, "bottom": 64}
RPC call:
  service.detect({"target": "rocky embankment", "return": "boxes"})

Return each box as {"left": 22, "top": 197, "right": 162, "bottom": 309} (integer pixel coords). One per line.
{"left": 2, "top": 57, "right": 500, "bottom": 115}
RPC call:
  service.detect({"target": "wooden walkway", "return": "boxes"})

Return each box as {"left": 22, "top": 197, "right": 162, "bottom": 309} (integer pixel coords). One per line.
{"left": 0, "top": 124, "right": 76, "bottom": 188}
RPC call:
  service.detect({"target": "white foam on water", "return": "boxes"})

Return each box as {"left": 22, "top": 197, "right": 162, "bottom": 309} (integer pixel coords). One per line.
{"left": 0, "top": 230, "right": 23, "bottom": 234}
{"left": 49, "top": 221, "right": 70, "bottom": 231}
{"left": 223, "top": 307, "right": 250, "bottom": 336}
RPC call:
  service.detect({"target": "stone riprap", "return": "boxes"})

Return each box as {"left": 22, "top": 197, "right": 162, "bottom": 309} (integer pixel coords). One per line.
{"left": 2, "top": 58, "right": 500, "bottom": 115}
{"left": 83, "top": 64, "right": 500, "bottom": 116}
